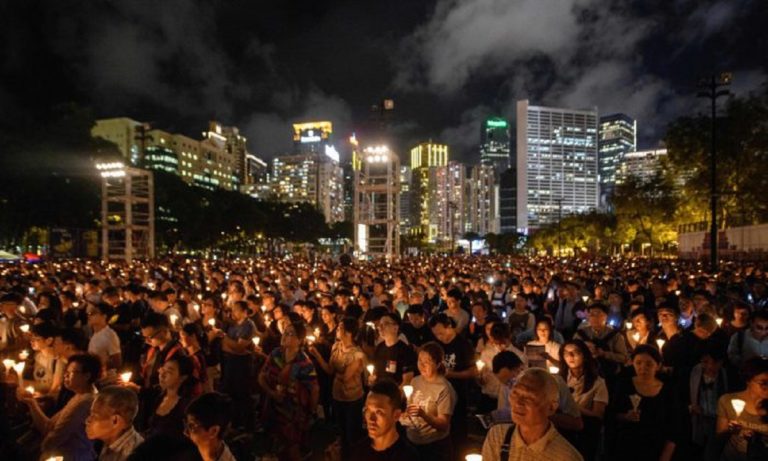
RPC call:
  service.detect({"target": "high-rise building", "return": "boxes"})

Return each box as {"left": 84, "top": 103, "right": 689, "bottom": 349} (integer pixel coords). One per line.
{"left": 272, "top": 146, "right": 345, "bottom": 223}
{"left": 399, "top": 166, "right": 412, "bottom": 232}
{"left": 410, "top": 142, "right": 448, "bottom": 243}
{"left": 616, "top": 148, "right": 667, "bottom": 185}
{"left": 468, "top": 164, "right": 499, "bottom": 235}
{"left": 516, "top": 100, "right": 598, "bottom": 232}
{"left": 480, "top": 117, "right": 511, "bottom": 175}
{"left": 293, "top": 121, "right": 333, "bottom": 155}
{"left": 499, "top": 167, "right": 517, "bottom": 234}
{"left": 143, "top": 129, "right": 179, "bottom": 175}
{"left": 598, "top": 113, "right": 636, "bottom": 208}
{"left": 91, "top": 118, "right": 143, "bottom": 165}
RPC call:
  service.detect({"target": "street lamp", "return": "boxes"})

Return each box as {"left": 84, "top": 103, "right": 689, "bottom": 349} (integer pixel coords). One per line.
{"left": 697, "top": 72, "right": 731, "bottom": 272}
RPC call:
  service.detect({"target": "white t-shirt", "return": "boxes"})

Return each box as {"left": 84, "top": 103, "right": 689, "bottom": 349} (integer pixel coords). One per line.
{"left": 402, "top": 375, "right": 456, "bottom": 445}
{"left": 88, "top": 326, "right": 121, "bottom": 368}
{"left": 567, "top": 373, "right": 609, "bottom": 409}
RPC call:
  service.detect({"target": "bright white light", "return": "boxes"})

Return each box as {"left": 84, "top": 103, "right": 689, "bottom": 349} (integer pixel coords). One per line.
{"left": 324, "top": 145, "right": 340, "bottom": 162}
{"left": 100, "top": 170, "right": 126, "bottom": 178}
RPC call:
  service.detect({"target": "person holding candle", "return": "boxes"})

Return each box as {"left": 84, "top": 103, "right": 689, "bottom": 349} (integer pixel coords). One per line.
{"left": 309, "top": 316, "right": 365, "bottom": 456}
{"left": 402, "top": 304, "right": 436, "bottom": 349}
{"left": 87, "top": 303, "right": 122, "bottom": 377}
{"left": 481, "top": 367, "right": 582, "bottom": 461}
{"left": 688, "top": 342, "right": 730, "bottom": 458}
{"left": 258, "top": 320, "right": 319, "bottom": 461}
{"left": 401, "top": 341, "right": 456, "bottom": 461}
{"left": 429, "top": 313, "right": 477, "bottom": 454}
{"left": 558, "top": 339, "right": 609, "bottom": 460}
{"left": 18, "top": 353, "right": 101, "bottom": 461}
{"left": 85, "top": 385, "right": 143, "bottom": 461}
{"left": 216, "top": 300, "right": 256, "bottom": 430}
{"left": 29, "top": 322, "right": 64, "bottom": 397}
{"left": 139, "top": 313, "right": 184, "bottom": 390}
{"left": 180, "top": 323, "right": 209, "bottom": 393}
{"left": 608, "top": 345, "right": 680, "bottom": 461}
{"left": 371, "top": 312, "right": 416, "bottom": 386}
{"left": 624, "top": 307, "right": 656, "bottom": 353}
{"left": 715, "top": 357, "right": 768, "bottom": 460}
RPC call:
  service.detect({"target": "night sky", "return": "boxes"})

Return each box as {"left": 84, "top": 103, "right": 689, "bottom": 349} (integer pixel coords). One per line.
{"left": 1, "top": 0, "right": 767, "bottom": 163}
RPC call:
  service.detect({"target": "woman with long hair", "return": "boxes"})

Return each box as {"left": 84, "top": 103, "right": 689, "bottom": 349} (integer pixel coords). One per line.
{"left": 558, "top": 339, "right": 609, "bottom": 460}
{"left": 716, "top": 357, "right": 768, "bottom": 461}
{"left": 309, "top": 316, "right": 365, "bottom": 455}
{"left": 144, "top": 354, "right": 198, "bottom": 440}
{"left": 259, "top": 320, "right": 319, "bottom": 461}
{"left": 527, "top": 316, "right": 562, "bottom": 368}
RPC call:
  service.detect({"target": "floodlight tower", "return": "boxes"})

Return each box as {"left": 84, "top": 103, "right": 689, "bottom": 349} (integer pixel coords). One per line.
{"left": 353, "top": 145, "right": 400, "bottom": 259}
{"left": 97, "top": 161, "right": 155, "bottom": 261}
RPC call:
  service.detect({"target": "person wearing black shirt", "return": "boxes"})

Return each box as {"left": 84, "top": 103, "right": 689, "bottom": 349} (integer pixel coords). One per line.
{"left": 429, "top": 313, "right": 477, "bottom": 454}
{"left": 401, "top": 305, "right": 435, "bottom": 349}
{"left": 371, "top": 313, "right": 416, "bottom": 385}
{"left": 348, "top": 380, "right": 420, "bottom": 460}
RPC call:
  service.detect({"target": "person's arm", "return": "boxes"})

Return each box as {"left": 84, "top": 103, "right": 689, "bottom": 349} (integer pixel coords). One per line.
{"left": 221, "top": 335, "right": 252, "bottom": 354}
{"left": 401, "top": 371, "right": 414, "bottom": 385}
{"left": 42, "top": 396, "right": 92, "bottom": 452}
{"left": 580, "top": 401, "right": 606, "bottom": 419}
{"left": 411, "top": 406, "right": 450, "bottom": 432}
{"left": 658, "top": 441, "right": 676, "bottom": 461}
{"left": 309, "top": 346, "right": 333, "bottom": 375}
{"left": 600, "top": 335, "right": 629, "bottom": 364}
{"left": 20, "top": 395, "right": 52, "bottom": 433}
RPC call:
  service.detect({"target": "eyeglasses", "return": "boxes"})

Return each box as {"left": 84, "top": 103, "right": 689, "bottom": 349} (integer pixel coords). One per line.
{"left": 142, "top": 329, "right": 164, "bottom": 342}
{"left": 183, "top": 418, "right": 202, "bottom": 433}
{"left": 752, "top": 380, "right": 768, "bottom": 389}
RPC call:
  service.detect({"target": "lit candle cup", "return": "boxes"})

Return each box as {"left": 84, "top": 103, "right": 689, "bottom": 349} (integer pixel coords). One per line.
{"left": 625, "top": 321, "right": 633, "bottom": 330}
{"left": 366, "top": 364, "right": 375, "bottom": 375}
{"left": 192, "top": 303, "right": 200, "bottom": 313}
{"left": 252, "top": 337, "right": 261, "bottom": 347}
{"left": 582, "top": 295, "right": 589, "bottom": 303}
{"left": 475, "top": 359, "right": 485, "bottom": 372}
{"left": 465, "top": 454, "right": 483, "bottom": 461}
{"left": 403, "top": 385, "right": 414, "bottom": 401}
{"left": 25, "top": 385, "right": 35, "bottom": 395}
{"left": 656, "top": 339, "right": 666, "bottom": 350}
{"left": 45, "top": 457, "right": 63, "bottom": 461}
{"left": 632, "top": 332, "right": 641, "bottom": 342}
{"left": 366, "top": 321, "right": 375, "bottom": 329}
{"left": 120, "top": 372, "right": 132, "bottom": 383}
{"left": 19, "top": 324, "right": 30, "bottom": 334}
{"left": 731, "top": 398, "right": 746, "bottom": 417}
{"left": 548, "top": 366, "right": 560, "bottom": 375}
{"left": 169, "top": 314, "right": 179, "bottom": 326}
{"left": 3, "top": 359, "right": 16, "bottom": 373}
{"left": 306, "top": 335, "right": 316, "bottom": 344}
{"left": 207, "top": 318, "right": 216, "bottom": 327}
{"left": 715, "top": 317, "right": 723, "bottom": 327}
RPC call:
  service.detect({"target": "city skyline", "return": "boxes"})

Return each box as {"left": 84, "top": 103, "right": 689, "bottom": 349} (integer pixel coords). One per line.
{"left": 2, "top": 0, "right": 766, "bottom": 165}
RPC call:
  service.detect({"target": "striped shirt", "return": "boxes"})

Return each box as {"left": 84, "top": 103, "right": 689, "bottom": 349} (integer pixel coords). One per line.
{"left": 481, "top": 423, "right": 583, "bottom": 461}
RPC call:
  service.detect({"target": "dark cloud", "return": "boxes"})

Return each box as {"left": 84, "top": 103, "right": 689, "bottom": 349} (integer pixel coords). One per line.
{"left": 1, "top": 0, "right": 766, "bottom": 165}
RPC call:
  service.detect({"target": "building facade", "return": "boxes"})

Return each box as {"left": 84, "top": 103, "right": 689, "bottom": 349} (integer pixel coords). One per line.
{"left": 468, "top": 164, "right": 499, "bottom": 235}
{"left": 598, "top": 113, "right": 636, "bottom": 208}
{"left": 91, "top": 118, "right": 143, "bottom": 165}
{"left": 353, "top": 145, "right": 400, "bottom": 259}
{"left": 480, "top": 117, "right": 511, "bottom": 176}
{"left": 516, "top": 100, "right": 599, "bottom": 232}
{"left": 616, "top": 148, "right": 668, "bottom": 185}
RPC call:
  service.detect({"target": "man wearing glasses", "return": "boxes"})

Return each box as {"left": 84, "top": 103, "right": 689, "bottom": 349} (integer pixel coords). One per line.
{"left": 139, "top": 312, "right": 185, "bottom": 389}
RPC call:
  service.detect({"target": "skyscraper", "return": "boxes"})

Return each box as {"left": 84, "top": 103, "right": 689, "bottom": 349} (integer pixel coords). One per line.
{"left": 516, "top": 100, "right": 599, "bottom": 232}
{"left": 468, "top": 164, "right": 499, "bottom": 235}
{"left": 598, "top": 113, "right": 636, "bottom": 208}
{"left": 616, "top": 148, "right": 667, "bottom": 185}
{"left": 480, "top": 117, "right": 511, "bottom": 175}
{"left": 410, "top": 142, "right": 450, "bottom": 244}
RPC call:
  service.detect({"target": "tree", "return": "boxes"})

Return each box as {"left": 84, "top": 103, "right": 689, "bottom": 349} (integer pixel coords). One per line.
{"left": 612, "top": 174, "right": 678, "bottom": 255}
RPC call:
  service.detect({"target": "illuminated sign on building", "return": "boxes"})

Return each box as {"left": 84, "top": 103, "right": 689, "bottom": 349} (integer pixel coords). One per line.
{"left": 293, "top": 121, "right": 332, "bottom": 142}
{"left": 486, "top": 119, "right": 508, "bottom": 128}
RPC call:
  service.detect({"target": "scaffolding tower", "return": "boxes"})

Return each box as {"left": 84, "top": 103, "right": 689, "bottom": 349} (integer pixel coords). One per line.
{"left": 97, "top": 161, "right": 155, "bottom": 261}
{"left": 353, "top": 145, "right": 400, "bottom": 259}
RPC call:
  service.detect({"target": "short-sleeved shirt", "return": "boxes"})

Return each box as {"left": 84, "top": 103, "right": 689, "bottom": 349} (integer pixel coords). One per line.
{"left": 403, "top": 375, "right": 456, "bottom": 445}
{"left": 566, "top": 374, "right": 609, "bottom": 409}
{"left": 373, "top": 340, "right": 417, "bottom": 385}
{"left": 329, "top": 342, "right": 365, "bottom": 401}
{"left": 441, "top": 335, "right": 475, "bottom": 395}
{"left": 225, "top": 319, "right": 256, "bottom": 355}
{"left": 717, "top": 392, "right": 768, "bottom": 457}
{"left": 481, "top": 423, "right": 583, "bottom": 461}
{"left": 88, "top": 326, "right": 121, "bottom": 366}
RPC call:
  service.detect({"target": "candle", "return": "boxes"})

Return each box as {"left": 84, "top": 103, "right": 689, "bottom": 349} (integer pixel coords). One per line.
{"left": 715, "top": 317, "right": 723, "bottom": 327}
{"left": 656, "top": 339, "right": 666, "bottom": 350}
{"left": 581, "top": 295, "right": 589, "bottom": 303}
{"left": 207, "top": 318, "right": 216, "bottom": 327}
{"left": 252, "top": 337, "right": 261, "bottom": 347}
{"left": 366, "top": 321, "right": 375, "bottom": 329}
{"left": 45, "top": 457, "right": 63, "bottom": 461}
{"left": 25, "top": 385, "right": 35, "bottom": 395}
{"left": 731, "top": 398, "right": 746, "bottom": 417}
{"left": 630, "top": 394, "right": 642, "bottom": 412}
{"left": 192, "top": 303, "right": 200, "bottom": 313}
{"left": 3, "top": 359, "right": 15, "bottom": 373}
{"left": 625, "top": 321, "right": 633, "bottom": 330}
{"left": 13, "top": 361, "right": 25, "bottom": 375}
{"left": 306, "top": 335, "right": 316, "bottom": 343}
{"left": 314, "top": 328, "right": 320, "bottom": 337}
{"left": 548, "top": 366, "right": 560, "bottom": 374}
{"left": 403, "top": 385, "right": 414, "bottom": 401}
{"left": 475, "top": 359, "right": 485, "bottom": 372}
{"left": 169, "top": 314, "right": 179, "bottom": 326}
{"left": 465, "top": 454, "right": 482, "bottom": 461}
{"left": 120, "top": 372, "right": 132, "bottom": 383}
{"left": 19, "top": 324, "right": 30, "bottom": 333}
{"left": 261, "top": 305, "right": 267, "bottom": 313}
{"left": 18, "top": 350, "right": 29, "bottom": 361}
{"left": 632, "top": 332, "right": 640, "bottom": 342}
{"left": 197, "top": 294, "right": 203, "bottom": 300}
{"left": 366, "top": 364, "right": 375, "bottom": 375}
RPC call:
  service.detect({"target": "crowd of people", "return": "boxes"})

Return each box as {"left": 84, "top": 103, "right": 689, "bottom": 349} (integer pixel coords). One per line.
{"left": 0, "top": 255, "right": 766, "bottom": 461}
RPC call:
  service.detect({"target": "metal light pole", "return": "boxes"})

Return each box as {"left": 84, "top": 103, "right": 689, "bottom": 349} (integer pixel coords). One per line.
{"left": 697, "top": 72, "right": 731, "bottom": 272}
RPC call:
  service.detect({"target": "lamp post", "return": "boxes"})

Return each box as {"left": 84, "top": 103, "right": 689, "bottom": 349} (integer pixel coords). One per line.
{"left": 697, "top": 72, "right": 731, "bottom": 273}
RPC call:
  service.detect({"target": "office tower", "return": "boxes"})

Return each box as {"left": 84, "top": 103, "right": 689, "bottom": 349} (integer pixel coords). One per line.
{"left": 598, "top": 113, "right": 636, "bottom": 208}
{"left": 480, "top": 117, "right": 511, "bottom": 175}
{"left": 91, "top": 118, "right": 143, "bottom": 165}
{"left": 468, "top": 164, "right": 499, "bottom": 235}
{"left": 516, "top": 100, "right": 598, "bottom": 232}
{"left": 616, "top": 148, "right": 668, "bottom": 185}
